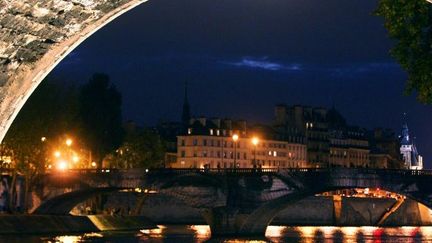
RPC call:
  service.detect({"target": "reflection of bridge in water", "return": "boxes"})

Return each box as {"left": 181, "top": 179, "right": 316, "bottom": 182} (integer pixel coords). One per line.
{"left": 32, "top": 168, "right": 432, "bottom": 237}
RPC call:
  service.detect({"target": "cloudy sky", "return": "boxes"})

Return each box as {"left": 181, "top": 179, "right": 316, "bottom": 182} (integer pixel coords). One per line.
{"left": 48, "top": 0, "right": 432, "bottom": 167}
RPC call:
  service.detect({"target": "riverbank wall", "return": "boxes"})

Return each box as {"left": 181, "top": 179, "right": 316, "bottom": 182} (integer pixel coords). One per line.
{"left": 0, "top": 215, "right": 156, "bottom": 234}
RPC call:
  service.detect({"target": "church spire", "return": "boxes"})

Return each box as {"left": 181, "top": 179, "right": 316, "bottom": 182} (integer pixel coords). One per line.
{"left": 181, "top": 81, "right": 191, "bottom": 125}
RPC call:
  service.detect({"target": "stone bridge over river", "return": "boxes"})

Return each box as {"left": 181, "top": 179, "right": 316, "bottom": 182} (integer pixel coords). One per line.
{"left": 30, "top": 168, "right": 432, "bottom": 236}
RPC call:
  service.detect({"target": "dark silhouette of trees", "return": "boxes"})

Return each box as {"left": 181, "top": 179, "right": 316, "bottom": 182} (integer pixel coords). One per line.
{"left": 108, "top": 129, "right": 166, "bottom": 169}
{"left": 376, "top": 0, "right": 432, "bottom": 103}
{"left": 79, "top": 73, "right": 124, "bottom": 167}
{"left": 2, "top": 79, "right": 80, "bottom": 212}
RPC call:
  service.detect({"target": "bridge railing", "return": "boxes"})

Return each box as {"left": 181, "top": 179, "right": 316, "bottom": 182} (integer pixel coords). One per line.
{"left": 23, "top": 167, "right": 432, "bottom": 177}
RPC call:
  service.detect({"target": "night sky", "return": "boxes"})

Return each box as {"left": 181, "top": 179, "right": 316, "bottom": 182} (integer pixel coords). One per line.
{"left": 48, "top": 0, "right": 432, "bottom": 167}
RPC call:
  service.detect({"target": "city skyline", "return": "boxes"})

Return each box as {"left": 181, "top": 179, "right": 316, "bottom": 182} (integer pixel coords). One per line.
{"left": 46, "top": 0, "right": 431, "bottom": 167}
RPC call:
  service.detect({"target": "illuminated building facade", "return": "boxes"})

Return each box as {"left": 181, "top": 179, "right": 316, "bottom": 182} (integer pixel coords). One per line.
{"left": 171, "top": 117, "right": 307, "bottom": 169}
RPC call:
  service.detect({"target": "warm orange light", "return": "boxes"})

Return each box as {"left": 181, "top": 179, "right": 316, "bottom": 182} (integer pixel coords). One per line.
{"left": 252, "top": 137, "right": 259, "bottom": 146}
{"left": 41, "top": 137, "right": 46, "bottom": 142}
{"left": 66, "top": 139, "right": 73, "bottom": 146}
{"left": 232, "top": 134, "right": 239, "bottom": 142}
{"left": 54, "top": 151, "right": 61, "bottom": 158}
{"left": 72, "top": 155, "right": 79, "bottom": 163}
{"left": 57, "top": 160, "right": 68, "bottom": 170}
{"left": 91, "top": 162, "right": 97, "bottom": 167}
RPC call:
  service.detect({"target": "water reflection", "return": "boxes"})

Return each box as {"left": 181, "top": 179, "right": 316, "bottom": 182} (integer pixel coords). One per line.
{"left": 265, "top": 226, "right": 432, "bottom": 243}
{"left": 1, "top": 225, "right": 432, "bottom": 242}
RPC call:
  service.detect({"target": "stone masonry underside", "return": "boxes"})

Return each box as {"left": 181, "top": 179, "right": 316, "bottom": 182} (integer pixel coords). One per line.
{"left": 0, "top": 0, "right": 146, "bottom": 142}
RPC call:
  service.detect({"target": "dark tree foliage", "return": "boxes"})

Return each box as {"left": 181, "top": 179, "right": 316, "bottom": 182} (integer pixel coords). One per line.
{"left": 109, "top": 129, "right": 166, "bottom": 169}
{"left": 79, "top": 73, "right": 124, "bottom": 165}
{"left": 4, "top": 79, "right": 79, "bottom": 166}
{"left": 2, "top": 79, "right": 79, "bottom": 211}
{"left": 376, "top": 0, "right": 432, "bottom": 103}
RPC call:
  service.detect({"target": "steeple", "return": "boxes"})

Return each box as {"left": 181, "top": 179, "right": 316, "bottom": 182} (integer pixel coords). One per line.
{"left": 181, "top": 81, "right": 191, "bottom": 125}
{"left": 401, "top": 123, "right": 410, "bottom": 145}
{"left": 400, "top": 112, "right": 410, "bottom": 145}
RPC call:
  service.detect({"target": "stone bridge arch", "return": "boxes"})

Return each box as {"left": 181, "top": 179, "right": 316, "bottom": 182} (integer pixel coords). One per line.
{"left": 238, "top": 169, "right": 432, "bottom": 236}
{"left": 0, "top": 0, "right": 147, "bottom": 142}
{"left": 32, "top": 170, "right": 227, "bottom": 215}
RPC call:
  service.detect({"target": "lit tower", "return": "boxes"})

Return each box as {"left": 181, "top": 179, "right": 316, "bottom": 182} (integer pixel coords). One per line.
{"left": 181, "top": 81, "right": 191, "bottom": 126}
{"left": 400, "top": 123, "right": 423, "bottom": 170}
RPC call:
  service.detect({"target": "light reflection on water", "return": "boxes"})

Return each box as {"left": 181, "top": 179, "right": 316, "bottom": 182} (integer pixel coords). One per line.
{"left": 1, "top": 225, "right": 431, "bottom": 242}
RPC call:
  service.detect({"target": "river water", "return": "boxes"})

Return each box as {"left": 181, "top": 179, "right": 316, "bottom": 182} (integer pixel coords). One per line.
{"left": 1, "top": 225, "right": 431, "bottom": 242}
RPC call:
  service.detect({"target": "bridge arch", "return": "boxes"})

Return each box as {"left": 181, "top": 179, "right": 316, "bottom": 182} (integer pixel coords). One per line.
{"left": 33, "top": 171, "right": 226, "bottom": 215}
{"left": 239, "top": 172, "right": 432, "bottom": 236}
{"left": 0, "top": 0, "right": 147, "bottom": 142}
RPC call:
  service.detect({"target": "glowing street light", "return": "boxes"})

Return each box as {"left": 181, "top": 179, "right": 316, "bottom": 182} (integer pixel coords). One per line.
{"left": 252, "top": 137, "right": 259, "bottom": 146}
{"left": 54, "top": 151, "right": 61, "bottom": 158}
{"left": 41, "top": 137, "right": 46, "bottom": 142}
{"left": 66, "top": 139, "right": 73, "bottom": 147}
{"left": 251, "top": 137, "right": 259, "bottom": 168}
{"left": 57, "top": 160, "right": 68, "bottom": 170}
{"left": 232, "top": 134, "right": 239, "bottom": 168}
{"left": 91, "top": 162, "right": 97, "bottom": 168}
{"left": 72, "top": 155, "right": 79, "bottom": 163}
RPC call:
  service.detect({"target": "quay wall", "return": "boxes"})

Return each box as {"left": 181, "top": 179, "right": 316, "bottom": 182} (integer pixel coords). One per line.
{"left": 0, "top": 215, "right": 155, "bottom": 234}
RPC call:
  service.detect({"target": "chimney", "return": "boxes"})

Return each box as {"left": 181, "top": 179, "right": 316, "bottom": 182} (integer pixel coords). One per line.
{"left": 274, "top": 104, "right": 287, "bottom": 125}
{"left": 211, "top": 118, "right": 221, "bottom": 128}
{"left": 198, "top": 117, "right": 206, "bottom": 127}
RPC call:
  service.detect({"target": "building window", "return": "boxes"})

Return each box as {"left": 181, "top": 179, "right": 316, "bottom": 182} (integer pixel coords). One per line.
{"left": 193, "top": 152, "right": 197, "bottom": 157}
{"left": 203, "top": 151, "right": 207, "bottom": 157}
{"left": 181, "top": 139, "right": 185, "bottom": 146}
{"left": 181, "top": 151, "right": 186, "bottom": 157}
{"left": 188, "top": 128, "right": 192, "bottom": 134}
{"left": 193, "top": 139, "right": 198, "bottom": 146}
{"left": 216, "top": 130, "right": 220, "bottom": 136}
{"left": 203, "top": 139, "right": 207, "bottom": 146}
{"left": 210, "top": 129, "right": 214, "bottom": 135}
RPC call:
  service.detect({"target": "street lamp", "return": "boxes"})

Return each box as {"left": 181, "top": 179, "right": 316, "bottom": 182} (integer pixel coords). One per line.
{"left": 66, "top": 139, "right": 73, "bottom": 147}
{"left": 251, "top": 137, "right": 259, "bottom": 168}
{"left": 232, "top": 134, "right": 239, "bottom": 168}
{"left": 54, "top": 151, "right": 61, "bottom": 158}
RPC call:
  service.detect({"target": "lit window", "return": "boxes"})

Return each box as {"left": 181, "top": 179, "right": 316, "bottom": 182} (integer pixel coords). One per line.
{"left": 210, "top": 129, "right": 214, "bottom": 135}
{"left": 188, "top": 128, "right": 192, "bottom": 135}
{"left": 273, "top": 151, "right": 277, "bottom": 157}
{"left": 216, "top": 130, "right": 220, "bottom": 136}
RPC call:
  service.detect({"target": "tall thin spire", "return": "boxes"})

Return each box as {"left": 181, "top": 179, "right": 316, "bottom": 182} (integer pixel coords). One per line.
{"left": 181, "top": 81, "right": 191, "bottom": 125}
